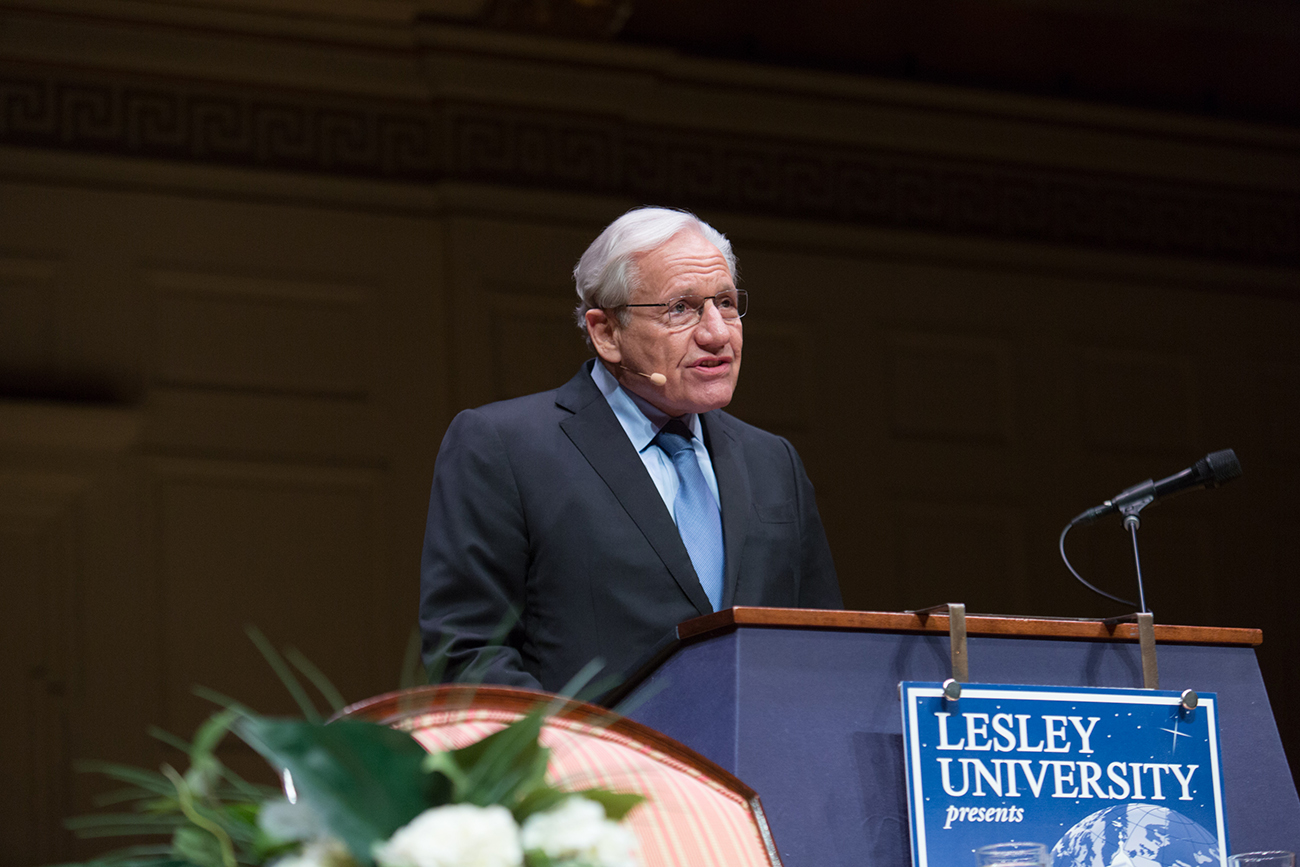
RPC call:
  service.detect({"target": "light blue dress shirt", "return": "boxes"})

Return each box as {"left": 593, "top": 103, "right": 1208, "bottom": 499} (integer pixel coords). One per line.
{"left": 589, "top": 362, "right": 721, "bottom": 512}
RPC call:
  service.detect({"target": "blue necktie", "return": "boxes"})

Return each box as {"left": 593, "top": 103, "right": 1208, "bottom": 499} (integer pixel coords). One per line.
{"left": 654, "top": 420, "right": 725, "bottom": 611}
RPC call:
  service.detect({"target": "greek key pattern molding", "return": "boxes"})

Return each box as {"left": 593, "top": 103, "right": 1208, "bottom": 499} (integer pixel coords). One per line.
{"left": 2, "top": 64, "right": 1296, "bottom": 266}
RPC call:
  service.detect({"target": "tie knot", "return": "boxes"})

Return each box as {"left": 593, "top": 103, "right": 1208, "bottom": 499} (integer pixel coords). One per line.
{"left": 654, "top": 420, "right": 694, "bottom": 457}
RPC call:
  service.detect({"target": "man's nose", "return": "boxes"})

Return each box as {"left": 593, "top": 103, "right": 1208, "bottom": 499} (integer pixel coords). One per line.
{"left": 693, "top": 300, "right": 729, "bottom": 343}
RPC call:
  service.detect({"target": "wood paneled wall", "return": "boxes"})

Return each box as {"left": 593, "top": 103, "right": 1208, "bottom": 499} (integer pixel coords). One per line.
{"left": 1, "top": 2, "right": 1297, "bottom": 862}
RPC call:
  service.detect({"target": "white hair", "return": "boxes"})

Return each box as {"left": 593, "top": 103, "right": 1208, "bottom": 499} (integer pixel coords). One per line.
{"left": 573, "top": 206, "right": 737, "bottom": 343}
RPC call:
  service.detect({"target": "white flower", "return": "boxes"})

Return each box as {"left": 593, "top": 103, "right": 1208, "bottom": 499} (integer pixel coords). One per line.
{"left": 520, "top": 797, "right": 641, "bottom": 867}
{"left": 373, "top": 803, "right": 523, "bottom": 867}
{"left": 271, "top": 837, "right": 355, "bottom": 867}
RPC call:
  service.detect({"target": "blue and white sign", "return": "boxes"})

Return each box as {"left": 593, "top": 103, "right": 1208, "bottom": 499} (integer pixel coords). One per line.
{"left": 901, "top": 682, "right": 1228, "bottom": 867}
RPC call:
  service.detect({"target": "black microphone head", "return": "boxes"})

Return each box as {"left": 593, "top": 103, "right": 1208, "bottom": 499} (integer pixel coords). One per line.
{"left": 1197, "top": 449, "right": 1242, "bottom": 488}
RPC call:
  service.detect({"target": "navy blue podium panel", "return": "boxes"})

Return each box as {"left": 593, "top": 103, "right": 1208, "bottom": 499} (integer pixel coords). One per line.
{"left": 615, "top": 609, "right": 1299, "bottom": 867}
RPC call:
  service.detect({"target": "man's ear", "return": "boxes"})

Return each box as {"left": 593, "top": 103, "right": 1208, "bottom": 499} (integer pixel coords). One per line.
{"left": 585, "top": 308, "right": 622, "bottom": 364}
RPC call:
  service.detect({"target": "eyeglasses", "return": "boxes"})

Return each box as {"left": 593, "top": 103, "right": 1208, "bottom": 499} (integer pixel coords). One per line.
{"left": 612, "top": 289, "right": 747, "bottom": 331}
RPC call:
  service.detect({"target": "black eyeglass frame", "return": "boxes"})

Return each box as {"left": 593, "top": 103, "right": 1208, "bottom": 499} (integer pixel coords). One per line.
{"left": 607, "top": 289, "right": 748, "bottom": 326}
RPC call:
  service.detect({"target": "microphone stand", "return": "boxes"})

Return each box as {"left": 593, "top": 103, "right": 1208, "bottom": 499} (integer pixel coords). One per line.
{"left": 1112, "top": 491, "right": 1159, "bottom": 687}
{"left": 1063, "top": 449, "right": 1242, "bottom": 693}
{"left": 1120, "top": 499, "right": 1153, "bottom": 616}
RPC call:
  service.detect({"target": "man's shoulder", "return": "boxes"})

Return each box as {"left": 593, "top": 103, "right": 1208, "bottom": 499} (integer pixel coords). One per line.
{"left": 704, "top": 409, "right": 794, "bottom": 453}
{"left": 451, "top": 364, "right": 602, "bottom": 431}
{"left": 468, "top": 387, "right": 562, "bottom": 420}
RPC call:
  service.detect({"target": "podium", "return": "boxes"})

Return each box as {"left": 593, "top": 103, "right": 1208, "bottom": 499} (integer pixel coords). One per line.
{"left": 609, "top": 608, "right": 1300, "bottom": 867}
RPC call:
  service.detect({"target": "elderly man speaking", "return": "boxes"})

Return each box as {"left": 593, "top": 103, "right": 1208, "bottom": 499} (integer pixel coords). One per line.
{"left": 419, "top": 207, "right": 842, "bottom": 694}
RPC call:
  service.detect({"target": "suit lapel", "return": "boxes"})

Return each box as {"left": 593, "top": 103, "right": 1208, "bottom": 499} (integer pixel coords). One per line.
{"left": 557, "top": 365, "right": 714, "bottom": 616}
{"left": 702, "top": 411, "right": 750, "bottom": 610}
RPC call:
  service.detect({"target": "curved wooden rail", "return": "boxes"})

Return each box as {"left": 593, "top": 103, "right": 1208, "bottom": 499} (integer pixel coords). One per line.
{"left": 339, "top": 684, "right": 783, "bottom": 867}
{"left": 340, "top": 684, "right": 763, "bottom": 807}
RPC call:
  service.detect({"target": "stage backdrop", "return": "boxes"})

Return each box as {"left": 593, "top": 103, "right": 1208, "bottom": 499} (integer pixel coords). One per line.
{"left": 1, "top": 2, "right": 1298, "bottom": 862}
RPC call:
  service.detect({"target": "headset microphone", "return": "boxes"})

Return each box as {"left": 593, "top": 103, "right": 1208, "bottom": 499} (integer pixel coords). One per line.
{"left": 620, "top": 366, "right": 667, "bottom": 386}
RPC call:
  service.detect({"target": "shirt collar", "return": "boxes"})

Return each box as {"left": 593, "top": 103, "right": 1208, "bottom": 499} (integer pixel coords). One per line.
{"left": 589, "top": 361, "right": 702, "bottom": 451}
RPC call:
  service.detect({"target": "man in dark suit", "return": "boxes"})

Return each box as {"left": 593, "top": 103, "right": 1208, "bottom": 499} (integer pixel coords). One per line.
{"left": 419, "top": 207, "right": 841, "bottom": 693}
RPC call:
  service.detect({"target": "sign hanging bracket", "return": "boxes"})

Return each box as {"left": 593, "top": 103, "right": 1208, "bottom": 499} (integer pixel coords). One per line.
{"left": 912, "top": 602, "right": 969, "bottom": 693}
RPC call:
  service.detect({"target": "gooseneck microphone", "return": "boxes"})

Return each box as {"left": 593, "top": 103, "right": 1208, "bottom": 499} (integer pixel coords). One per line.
{"left": 1070, "top": 449, "right": 1242, "bottom": 526}
{"left": 620, "top": 366, "right": 667, "bottom": 386}
{"left": 1060, "top": 448, "right": 1243, "bottom": 610}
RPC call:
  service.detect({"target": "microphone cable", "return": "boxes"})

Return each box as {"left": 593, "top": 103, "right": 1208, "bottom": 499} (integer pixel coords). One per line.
{"left": 1058, "top": 516, "right": 1137, "bottom": 609}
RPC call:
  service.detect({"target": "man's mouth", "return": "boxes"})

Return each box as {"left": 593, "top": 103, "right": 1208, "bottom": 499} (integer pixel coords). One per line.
{"left": 694, "top": 358, "right": 728, "bottom": 369}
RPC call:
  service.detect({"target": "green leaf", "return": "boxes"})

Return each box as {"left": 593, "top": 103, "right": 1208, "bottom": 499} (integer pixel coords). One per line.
{"left": 158, "top": 764, "right": 240, "bottom": 867}
{"left": 474, "top": 741, "right": 549, "bottom": 808}
{"left": 234, "top": 716, "right": 442, "bottom": 865}
{"left": 92, "top": 844, "right": 179, "bottom": 859}
{"left": 147, "top": 726, "right": 196, "bottom": 755}
{"left": 74, "top": 762, "right": 174, "bottom": 797}
{"left": 171, "top": 826, "right": 225, "bottom": 867}
{"left": 499, "top": 742, "right": 550, "bottom": 807}
{"left": 569, "top": 789, "right": 645, "bottom": 822}
{"left": 427, "top": 709, "right": 552, "bottom": 809}
{"left": 510, "top": 787, "right": 569, "bottom": 822}
{"left": 571, "top": 671, "right": 625, "bottom": 705}
{"left": 198, "top": 757, "right": 280, "bottom": 805}
{"left": 43, "top": 843, "right": 192, "bottom": 866}
{"left": 190, "top": 686, "right": 257, "bottom": 720}
{"left": 522, "top": 852, "right": 561, "bottom": 867}
{"left": 609, "top": 675, "right": 671, "bottom": 718}
{"left": 420, "top": 632, "right": 455, "bottom": 686}
{"left": 65, "top": 813, "right": 187, "bottom": 836}
{"left": 399, "top": 628, "right": 425, "bottom": 690}
{"left": 285, "top": 646, "right": 346, "bottom": 714}
{"left": 138, "top": 797, "right": 183, "bottom": 816}
{"left": 555, "top": 659, "right": 606, "bottom": 701}
{"left": 92, "top": 785, "right": 166, "bottom": 808}
{"left": 191, "top": 709, "right": 241, "bottom": 758}
{"left": 457, "top": 608, "right": 522, "bottom": 684}
{"left": 420, "top": 751, "right": 471, "bottom": 797}
{"left": 206, "top": 808, "right": 259, "bottom": 846}
{"left": 244, "top": 626, "right": 320, "bottom": 722}
{"left": 513, "top": 788, "right": 645, "bottom": 825}
{"left": 66, "top": 827, "right": 185, "bottom": 841}
{"left": 449, "top": 710, "right": 543, "bottom": 786}
{"left": 224, "top": 802, "right": 258, "bottom": 827}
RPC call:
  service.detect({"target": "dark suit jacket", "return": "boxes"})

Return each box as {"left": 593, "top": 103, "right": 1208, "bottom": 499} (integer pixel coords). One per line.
{"left": 419, "top": 361, "right": 841, "bottom": 693}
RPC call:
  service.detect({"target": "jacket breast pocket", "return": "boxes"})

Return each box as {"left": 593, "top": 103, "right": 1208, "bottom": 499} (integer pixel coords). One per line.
{"left": 754, "top": 501, "right": 796, "bottom": 523}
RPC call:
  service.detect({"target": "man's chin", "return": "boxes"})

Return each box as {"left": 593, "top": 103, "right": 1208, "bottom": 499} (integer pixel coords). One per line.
{"left": 675, "top": 383, "right": 737, "bottom": 416}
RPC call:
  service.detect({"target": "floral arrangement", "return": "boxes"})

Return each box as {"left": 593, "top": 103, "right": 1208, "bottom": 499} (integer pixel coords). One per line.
{"left": 58, "top": 635, "right": 643, "bottom": 867}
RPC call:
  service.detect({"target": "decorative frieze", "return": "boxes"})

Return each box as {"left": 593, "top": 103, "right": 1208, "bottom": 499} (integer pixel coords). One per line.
{"left": 2, "top": 61, "right": 1296, "bottom": 266}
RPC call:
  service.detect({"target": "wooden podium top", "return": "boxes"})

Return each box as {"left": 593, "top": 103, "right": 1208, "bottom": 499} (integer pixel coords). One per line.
{"left": 604, "top": 606, "right": 1262, "bottom": 708}
{"left": 675, "top": 606, "right": 1263, "bottom": 647}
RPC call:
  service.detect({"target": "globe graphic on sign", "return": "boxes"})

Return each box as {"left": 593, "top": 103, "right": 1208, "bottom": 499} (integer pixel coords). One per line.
{"left": 1051, "top": 803, "right": 1220, "bottom": 867}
